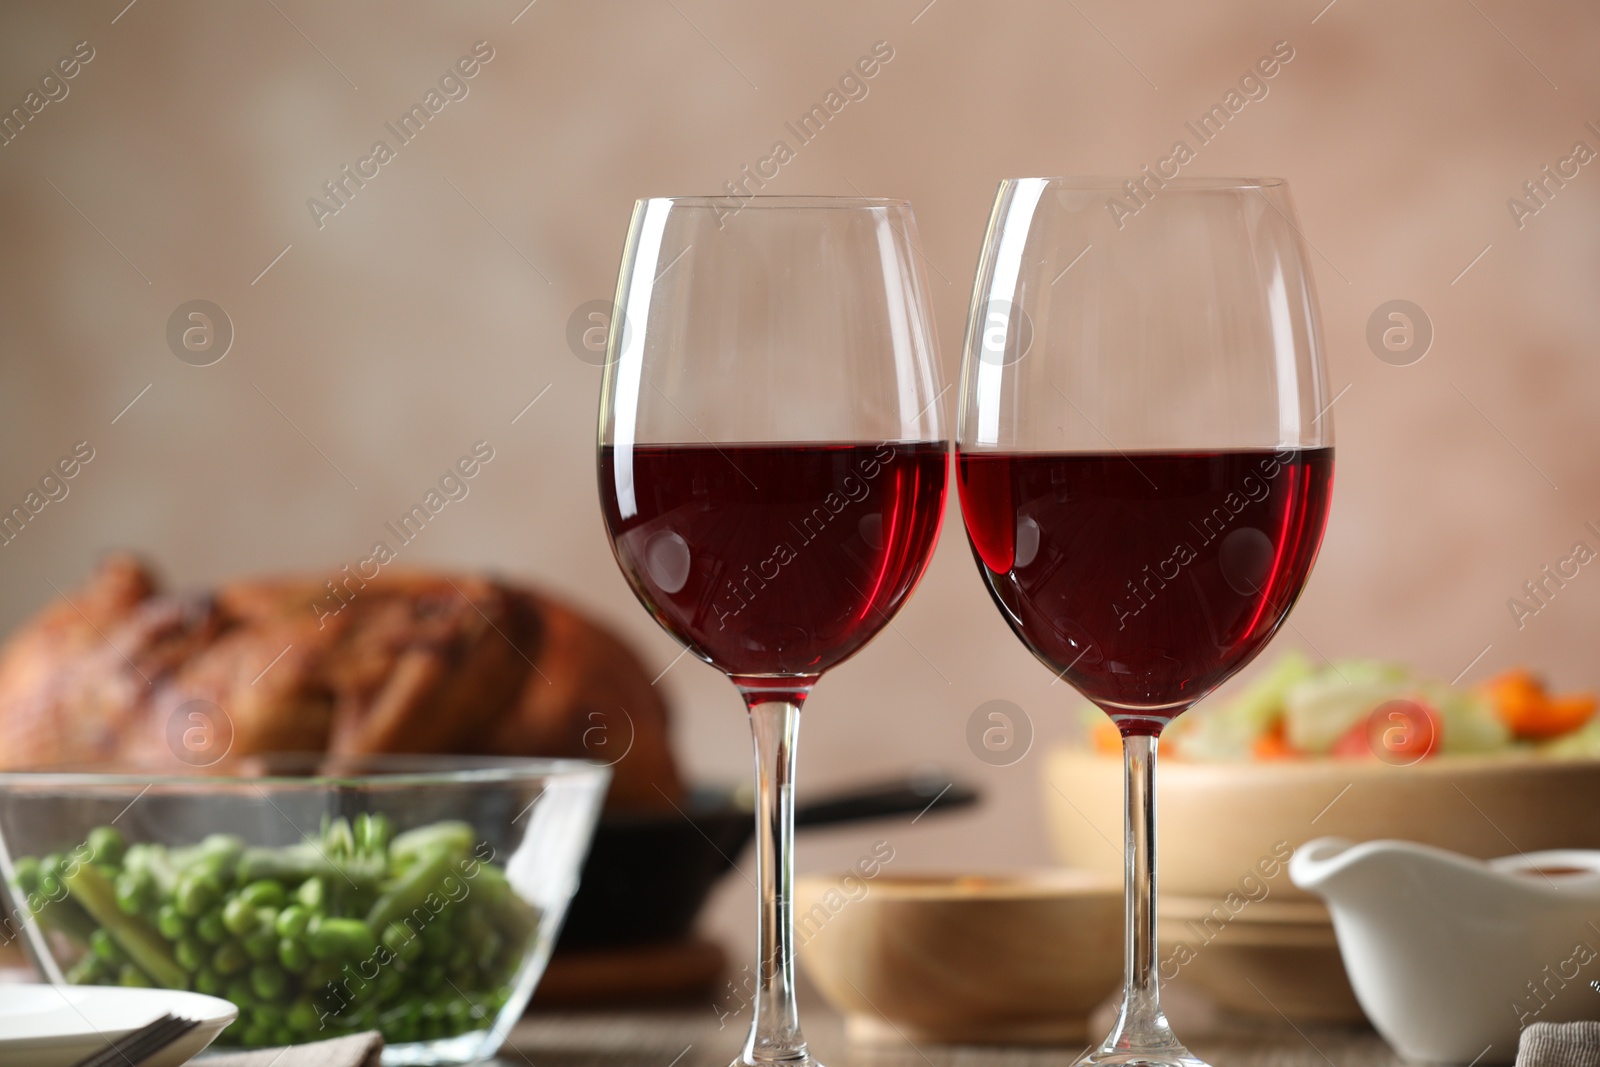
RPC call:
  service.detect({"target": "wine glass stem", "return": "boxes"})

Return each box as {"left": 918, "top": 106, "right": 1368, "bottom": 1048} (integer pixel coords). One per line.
{"left": 1101, "top": 731, "right": 1182, "bottom": 1053}
{"left": 741, "top": 696, "right": 809, "bottom": 1066}
{"left": 1125, "top": 732, "right": 1159, "bottom": 1014}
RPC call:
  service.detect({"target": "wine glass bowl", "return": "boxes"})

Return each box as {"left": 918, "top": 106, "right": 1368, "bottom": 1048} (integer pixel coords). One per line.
{"left": 597, "top": 196, "right": 947, "bottom": 1067}
{"left": 956, "top": 177, "right": 1334, "bottom": 1067}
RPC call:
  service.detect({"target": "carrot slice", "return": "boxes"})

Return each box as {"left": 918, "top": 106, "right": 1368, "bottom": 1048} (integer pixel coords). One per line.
{"left": 1090, "top": 716, "right": 1123, "bottom": 756}
{"left": 1486, "top": 670, "right": 1598, "bottom": 739}
{"left": 1252, "top": 720, "right": 1301, "bottom": 760}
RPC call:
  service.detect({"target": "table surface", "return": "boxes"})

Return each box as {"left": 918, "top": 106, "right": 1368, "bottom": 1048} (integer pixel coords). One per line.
{"left": 496, "top": 1003, "right": 1402, "bottom": 1067}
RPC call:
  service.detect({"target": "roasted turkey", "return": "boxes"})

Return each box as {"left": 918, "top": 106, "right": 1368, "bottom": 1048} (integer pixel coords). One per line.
{"left": 0, "top": 555, "right": 682, "bottom": 809}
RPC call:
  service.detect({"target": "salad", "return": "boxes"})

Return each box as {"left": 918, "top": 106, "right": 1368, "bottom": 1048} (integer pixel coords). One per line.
{"left": 1084, "top": 652, "right": 1599, "bottom": 761}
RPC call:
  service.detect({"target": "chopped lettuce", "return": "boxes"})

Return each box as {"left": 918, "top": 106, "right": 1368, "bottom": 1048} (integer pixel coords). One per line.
{"left": 1168, "top": 651, "right": 1315, "bottom": 760}
{"left": 1418, "top": 681, "right": 1510, "bottom": 754}
{"left": 1283, "top": 663, "right": 1410, "bottom": 754}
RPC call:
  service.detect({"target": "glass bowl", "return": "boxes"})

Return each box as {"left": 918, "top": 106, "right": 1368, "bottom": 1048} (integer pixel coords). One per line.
{"left": 0, "top": 754, "right": 609, "bottom": 1066}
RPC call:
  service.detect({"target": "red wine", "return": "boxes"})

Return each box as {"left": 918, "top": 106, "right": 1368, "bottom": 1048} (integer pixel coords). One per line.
{"left": 958, "top": 448, "right": 1333, "bottom": 732}
{"left": 600, "top": 442, "right": 947, "bottom": 684}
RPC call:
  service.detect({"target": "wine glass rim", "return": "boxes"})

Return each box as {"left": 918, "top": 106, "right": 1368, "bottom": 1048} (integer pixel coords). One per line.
{"left": 1005, "top": 175, "right": 1287, "bottom": 190}
{"left": 637, "top": 194, "right": 911, "bottom": 210}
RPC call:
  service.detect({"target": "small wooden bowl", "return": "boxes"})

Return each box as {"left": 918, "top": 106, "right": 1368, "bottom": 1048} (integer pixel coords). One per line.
{"left": 794, "top": 871, "right": 1122, "bottom": 1045}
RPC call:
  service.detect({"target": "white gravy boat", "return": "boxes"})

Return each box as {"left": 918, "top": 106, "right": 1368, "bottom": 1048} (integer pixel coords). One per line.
{"left": 1291, "top": 837, "right": 1600, "bottom": 1063}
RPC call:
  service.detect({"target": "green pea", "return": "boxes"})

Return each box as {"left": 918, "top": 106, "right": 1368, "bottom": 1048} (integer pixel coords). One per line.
{"left": 195, "top": 908, "right": 228, "bottom": 945}
{"left": 176, "top": 873, "right": 222, "bottom": 918}
{"left": 295, "top": 877, "right": 325, "bottom": 910}
{"left": 14, "top": 856, "right": 41, "bottom": 897}
{"left": 379, "top": 921, "right": 416, "bottom": 959}
{"left": 286, "top": 998, "right": 322, "bottom": 1036}
{"left": 222, "top": 896, "right": 257, "bottom": 936}
{"left": 213, "top": 941, "right": 249, "bottom": 976}
{"left": 174, "top": 936, "right": 207, "bottom": 972}
{"left": 87, "top": 826, "right": 126, "bottom": 866}
{"left": 200, "top": 833, "right": 244, "bottom": 856}
{"left": 66, "top": 957, "right": 100, "bottom": 984}
{"left": 306, "top": 960, "right": 342, "bottom": 990}
{"left": 224, "top": 976, "right": 254, "bottom": 1008}
{"left": 373, "top": 967, "right": 402, "bottom": 1003}
{"left": 117, "top": 964, "right": 151, "bottom": 988}
{"left": 421, "top": 920, "right": 452, "bottom": 960}
{"left": 194, "top": 968, "right": 223, "bottom": 996}
{"left": 252, "top": 1002, "right": 285, "bottom": 1030}
{"left": 277, "top": 938, "right": 310, "bottom": 974}
{"left": 239, "top": 880, "right": 286, "bottom": 909}
{"left": 475, "top": 930, "right": 504, "bottom": 970}
{"left": 87, "top": 928, "right": 118, "bottom": 962}
{"left": 156, "top": 903, "right": 187, "bottom": 941}
{"left": 249, "top": 962, "right": 288, "bottom": 1001}
{"left": 238, "top": 1022, "right": 270, "bottom": 1048}
{"left": 274, "top": 905, "right": 311, "bottom": 940}
{"left": 379, "top": 1003, "right": 418, "bottom": 1043}
{"left": 243, "top": 924, "right": 278, "bottom": 963}
{"left": 113, "top": 867, "right": 154, "bottom": 915}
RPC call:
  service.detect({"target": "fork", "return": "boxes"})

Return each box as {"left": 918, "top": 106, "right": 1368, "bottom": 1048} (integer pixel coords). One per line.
{"left": 69, "top": 1013, "right": 201, "bottom": 1067}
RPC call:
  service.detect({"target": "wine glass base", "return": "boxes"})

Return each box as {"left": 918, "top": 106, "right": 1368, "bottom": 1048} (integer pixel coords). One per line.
{"left": 729, "top": 1055, "right": 823, "bottom": 1067}
{"left": 1070, "top": 1041, "right": 1213, "bottom": 1067}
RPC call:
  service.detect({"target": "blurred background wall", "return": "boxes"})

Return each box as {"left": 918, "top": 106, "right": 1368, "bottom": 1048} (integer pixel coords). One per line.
{"left": 1, "top": 0, "right": 1596, "bottom": 960}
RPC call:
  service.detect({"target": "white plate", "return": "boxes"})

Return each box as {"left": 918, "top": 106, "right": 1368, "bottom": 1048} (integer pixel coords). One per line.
{"left": 0, "top": 984, "right": 236, "bottom": 1067}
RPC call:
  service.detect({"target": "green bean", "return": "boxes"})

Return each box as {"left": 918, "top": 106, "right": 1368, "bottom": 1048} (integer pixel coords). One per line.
{"left": 366, "top": 847, "right": 454, "bottom": 933}
{"left": 354, "top": 812, "right": 393, "bottom": 855}
{"left": 307, "top": 917, "right": 375, "bottom": 961}
{"left": 63, "top": 863, "right": 186, "bottom": 989}
{"left": 390, "top": 822, "right": 474, "bottom": 865}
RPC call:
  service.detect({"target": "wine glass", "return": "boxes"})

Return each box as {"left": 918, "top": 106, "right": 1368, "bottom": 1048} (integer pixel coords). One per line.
{"left": 597, "top": 196, "right": 947, "bottom": 1067}
{"left": 955, "top": 178, "right": 1334, "bottom": 1066}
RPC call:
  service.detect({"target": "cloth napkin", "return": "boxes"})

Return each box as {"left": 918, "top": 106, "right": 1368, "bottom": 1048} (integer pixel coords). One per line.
{"left": 198, "top": 1031, "right": 383, "bottom": 1067}
{"left": 1517, "top": 1022, "right": 1600, "bottom": 1067}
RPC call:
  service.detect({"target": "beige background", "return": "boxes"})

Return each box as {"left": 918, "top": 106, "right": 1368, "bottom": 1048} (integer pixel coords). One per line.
{"left": 0, "top": 1, "right": 1596, "bottom": 965}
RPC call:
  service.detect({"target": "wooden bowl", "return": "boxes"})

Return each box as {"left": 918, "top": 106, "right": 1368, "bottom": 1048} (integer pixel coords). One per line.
{"left": 1044, "top": 747, "right": 1600, "bottom": 903}
{"left": 794, "top": 871, "right": 1122, "bottom": 1045}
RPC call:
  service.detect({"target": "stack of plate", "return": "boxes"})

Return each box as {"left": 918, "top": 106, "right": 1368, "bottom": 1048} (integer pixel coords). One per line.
{"left": 1157, "top": 896, "right": 1360, "bottom": 1022}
